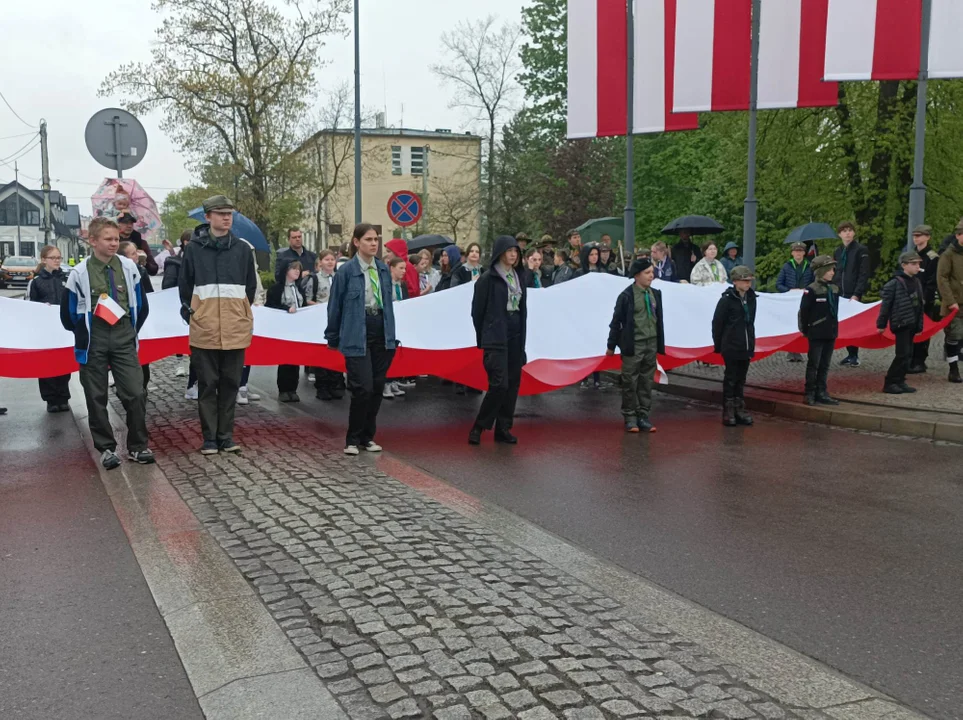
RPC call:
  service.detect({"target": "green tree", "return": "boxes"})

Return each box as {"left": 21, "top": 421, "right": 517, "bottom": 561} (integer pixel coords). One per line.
{"left": 519, "top": 0, "right": 567, "bottom": 140}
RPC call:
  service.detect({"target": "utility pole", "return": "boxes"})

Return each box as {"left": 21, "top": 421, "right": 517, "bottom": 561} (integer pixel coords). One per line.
{"left": 353, "top": 0, "right": 363, "bottom": 225}
{"left": 906, "top": 0, "right": 933, "bottom": 250}
{"left": 742, "top": 0, "right": 761, "bottom": 270}
{"left": 13, "top": 162, "right": 23, "bottom": 254}
{"left": 40, "top": 120, "right": 52, "bottom": 244}
{"left": 623, "top": 0, "right": 636, "bottom": 258}
{"left": 422, "top": 145, "right": 430, "bottom": 233}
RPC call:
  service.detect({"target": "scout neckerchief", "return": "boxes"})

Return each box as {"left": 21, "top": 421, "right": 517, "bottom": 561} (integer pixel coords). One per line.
{"left": 791, "top": 258, "right": 809, "bottom": 288}
{"left": 366, "top": 262, "right": 382, "bottom": 308}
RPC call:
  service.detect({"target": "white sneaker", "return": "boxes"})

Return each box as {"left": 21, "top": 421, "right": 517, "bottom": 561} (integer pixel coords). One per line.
{"left": 185, "top": 385, "right": 198, "bottom": 401}
{"left": 240, "top": 386, "right": 260, "bottom": 401}
{"left": 108, "top": 371, "right": 115, "bottom": 388}
{"left": 344, "top": 445, "right": 360, "bottom": 456}
{"left": 307, "top": 373, "right": 316, "bottom": 383}
{"left": 175, "top": 362, "right": 187, "bottom": 377}
{"left": 398, "top": 379, "right": 416, "bottom": 389}
{"left": 363, "top": 441, "right": 383, "bottom": 453}
{"left": 237, "top": 387, "right": 249, "bottom": 405}
{"left": 391, "top": 382, "right": 406, "bottom": 397}
{"left": 383, "top": 385, "right": 394, "bottom": 399}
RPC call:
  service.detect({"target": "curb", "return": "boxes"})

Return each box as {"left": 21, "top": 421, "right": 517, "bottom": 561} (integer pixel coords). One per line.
{"left": 67, "top": 378, "right": 348, "bottom": 720}
{"left": 654, "top": 374, "right": 963, "bottom": 443}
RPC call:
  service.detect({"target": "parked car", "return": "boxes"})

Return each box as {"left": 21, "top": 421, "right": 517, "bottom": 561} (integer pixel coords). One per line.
{"left": 0, "top": 256, "right": 38, "bottom": 288}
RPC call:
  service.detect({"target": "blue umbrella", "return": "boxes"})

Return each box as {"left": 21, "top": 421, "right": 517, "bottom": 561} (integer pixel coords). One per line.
{"left": 188, "top": 207, "right": 270, "bottom": 253}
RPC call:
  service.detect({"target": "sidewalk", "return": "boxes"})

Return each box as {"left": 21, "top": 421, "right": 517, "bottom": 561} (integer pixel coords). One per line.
{"left": 98, "top": 358, "right": 931, "bottom": 720}
{"left": 0, "top": 378, "right": 202, "bottom": 720}
{"left": 660, "top": 338, "right": 963, "bottom": 443}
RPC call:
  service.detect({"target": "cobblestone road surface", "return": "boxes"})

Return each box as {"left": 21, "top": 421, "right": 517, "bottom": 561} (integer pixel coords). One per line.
{"left": 676, "top": 333, "right": 963, "bottom": 414}
{"left": 124, "top": 360, "right": 861, "bottom": 719}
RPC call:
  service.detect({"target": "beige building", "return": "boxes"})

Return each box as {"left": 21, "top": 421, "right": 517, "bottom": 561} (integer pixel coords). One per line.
{"left": 295, "top": 125, "right": 483, "bottom": 250}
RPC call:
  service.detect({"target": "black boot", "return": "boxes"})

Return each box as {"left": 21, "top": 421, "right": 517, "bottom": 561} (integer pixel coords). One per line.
{"left": 815, "top": 391, "right": 840, "bottom": 406}
{"left": 950, "top": 363, "right": 962, "bottom": 384}
{"left": 722, "top": 399, "right": 737, "bottom": 427}
{"left": 468, "top": 425, "right": 483, "bottom": 445}
{"left": 494, "top": 429, "right": 518, "bottom": 444}
{"left": 804, "top": 391, "right": 817, "bottom": 406}
{"left": 734, "top": 398, "right": 754, "bottom": 426}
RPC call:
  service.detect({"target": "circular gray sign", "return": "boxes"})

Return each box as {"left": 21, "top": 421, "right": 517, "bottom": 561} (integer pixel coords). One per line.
{"left": 84, "top": 108, "right": 148, "bottom": 173}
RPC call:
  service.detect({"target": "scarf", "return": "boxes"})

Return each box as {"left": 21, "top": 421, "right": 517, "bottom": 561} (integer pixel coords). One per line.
{"left": 791, "top": 259, "right": 809, "bottom": 288}
{"left": 495, "top": 263, "right": 522, "bottom": 312}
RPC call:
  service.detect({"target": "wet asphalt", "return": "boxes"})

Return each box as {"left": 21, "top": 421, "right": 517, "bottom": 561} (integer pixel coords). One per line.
{"left": 248, "top": 368, "right": 963, "bottom": 719}
{"left": 0, "top": 380, "right": 202, "bottom": 720}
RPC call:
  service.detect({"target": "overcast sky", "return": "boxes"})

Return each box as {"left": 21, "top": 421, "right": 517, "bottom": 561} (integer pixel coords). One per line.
{"left": 0, "top": 0, "right": 526, "bottom": 215}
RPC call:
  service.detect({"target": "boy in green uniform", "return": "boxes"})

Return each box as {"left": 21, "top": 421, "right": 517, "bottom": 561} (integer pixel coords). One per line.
{"left": 798, "top": 255, "right": 840, "bottom": 406}
{"left": 607, "top": 258, "right": 665, "bottom": 433}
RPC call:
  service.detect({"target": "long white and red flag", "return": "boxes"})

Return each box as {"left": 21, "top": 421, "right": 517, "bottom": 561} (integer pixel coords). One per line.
{"left": 673, "top": 0, "right": 838, "bottom": 113}
{"left": 567, "top": 0, "right": 699, "bottom": 137}
{"left": 824, "top": 0, "right": 963, "bottom": 81}
{"left": 1, "top": 278, "right": 952, "bottom": 395}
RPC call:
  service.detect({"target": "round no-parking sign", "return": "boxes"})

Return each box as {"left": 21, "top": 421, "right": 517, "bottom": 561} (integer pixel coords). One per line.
{"left": 387, "top": 190, "right": 423, "bottom": 227}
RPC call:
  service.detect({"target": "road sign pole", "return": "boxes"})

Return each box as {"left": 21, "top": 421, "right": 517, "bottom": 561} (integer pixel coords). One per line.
{"left": 623, "top": 0, "right": 636, "bottom": 259}
{"left": 111, "top": 115, "right": 124, "bottom": 178}
{"left": 353, "top": 0, "right": 362, "bottom": 226}
{"left": 907, "top": 0, "right": 932, "bottom": 250}
{"left": 742, "top": 0, "right": 761, "bottom": 271}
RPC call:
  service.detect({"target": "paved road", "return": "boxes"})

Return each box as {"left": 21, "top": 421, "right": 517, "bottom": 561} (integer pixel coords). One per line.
{"left": 0, "top": 379, "right": 203, "bottom": 720}
{"left": 0, "top": 287, "right": 25, "bottom": 299}
{"left": 248, "top": 368, "right": 963, "bottom": 719}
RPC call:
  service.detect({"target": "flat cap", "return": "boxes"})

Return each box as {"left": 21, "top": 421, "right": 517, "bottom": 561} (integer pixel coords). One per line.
{"left": 811, "top": 254, "right": 836, "bottom": 271}
{"left": 899, "top": 251, "right": 922, "bottom": 264}
{"left": 912, "top": 224, "right": 932, "bottom": 236}
{"left": 790, "top": 242, "right": 807, "bottom": 252}
{"left": 729, "top": 265, "right": 754, "bottom": 281}
{"left": 628, "top": 258, "right": 653, "bottom": 277}
{"left": 202, "top": 195, "right": 235, "bottom": 213}
{"left": 117, "top": 212, "right": 136, "bottom": 223}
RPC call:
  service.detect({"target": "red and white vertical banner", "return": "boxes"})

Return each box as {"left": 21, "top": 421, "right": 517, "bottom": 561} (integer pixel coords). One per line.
{"left": 673, "top": 0, "right": 837, "bottom": 113}
{"left": 824, "top": 0, "right": 921, "bottom": 80}
{"left": 567, "top": 0, "right": 699, "bottom": 138}
{"left": 925, "top": 0, "right": 963, "bottom": 79}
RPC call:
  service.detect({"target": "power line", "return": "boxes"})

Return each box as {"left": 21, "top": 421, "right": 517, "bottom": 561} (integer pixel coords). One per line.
{"left": 0, "top": 131, "right": 36, "bottom": 141}
{"left": 0, "top": 135, "right": 39, "bottom": 164}
{"left": 0, "top": 88, "right": 33, "bottom": 129}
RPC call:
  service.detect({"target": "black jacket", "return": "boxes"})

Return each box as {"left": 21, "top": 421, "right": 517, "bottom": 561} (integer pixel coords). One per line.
{"left": 671, "top": 241, "right": 702, "bottom": 283}
{"left": 877, "top": 271, "right": 924, "bottom": 333}
{"left": 471, "top": 235, "right": 527, "bottom": 353}
{"left": 28, "top": 268, "right": 68, "bottom": 305}
{"left": 138, "top": 264, "right": 154, "bottom": 293}
{"left": 798, "top": 279, "right": 839, "bottom": 340}
{"left": 607, "top": 284, "right": 666, "bottom": 356}
{"left": 832, "top": 241, "right": 871, "bottom": 298}
{"left": 712, "top": 287, "right": 757, "bottom": 360}
{"left": 914, "top": 245, "right": 940, "bottom": 307}
{"left": 162, "top": 253, "right": 183, "bottom": 290}
{"left": 275, "top": 246, "right": 317, "bottom": 284}
{"left": 576, "top": 245, "right": 604, "bottom": 277}
{"left": 451, "top": 263, "right": 486, "bottom": 287}
{"left": 266, "top": 281, "right": 306, "bottom": 311}
{"left": 524, "top": 267, "right": 546, "bottom": 289}
{"left": 552, "top": 263, "right": 575, "bottom": 285}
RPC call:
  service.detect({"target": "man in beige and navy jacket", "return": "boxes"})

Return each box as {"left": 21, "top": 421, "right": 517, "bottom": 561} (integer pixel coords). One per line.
{"left": 178, "top": 195, "right": 258, "bottom": 455}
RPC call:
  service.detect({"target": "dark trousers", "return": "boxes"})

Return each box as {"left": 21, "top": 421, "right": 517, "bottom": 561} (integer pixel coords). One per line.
{"left": 805, "top": 339, "right": 835, "bottom": 395}
{"left": 79, "top": 319, "right": 148, "bottom": 453}
{"left": 315, "top": 368, "right": 342, "bottom": 393}
{"left": 277, "top": 365, "right": 300, "bottom": 393}
{"left": 192, "top": 347, "right": 246, "bottom": 444}
{"left": 142, "top": 364, "right": 151, "bottom": 390}
{"left": 240, "top": 365, "right": 251, "bottom": 387}
{"left": 884, "top": 329, "right": 915, "bottom": 387}
{"left": 911, "top": 338, "right": 930, "bottom": 367}
{"left": 344, "top": 313, "right": 395, "bottom": 447}
{"left": 39, "top": 374, "right": 71, "bottom": 405}
{"left": 475, "top": 313, "right": 524, "bottom": 432}
{"left": 722, "top": 356, "right": 750, "bottom": 400}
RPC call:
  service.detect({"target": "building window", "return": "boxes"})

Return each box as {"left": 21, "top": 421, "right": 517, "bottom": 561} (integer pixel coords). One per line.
{"left": 391, "top": 146, "right": 402, "bottom": 175}
{"left": 20, "top": 240, "right": 36, "bottom": 257}
{"left": 0, "top": 241, "right": 14, "bottom": 257}
{"left": 410, "top": 146, "right": 425, "bottom": 176}
{"left": 26, "top": 209, "right": 40, "bottom": 226}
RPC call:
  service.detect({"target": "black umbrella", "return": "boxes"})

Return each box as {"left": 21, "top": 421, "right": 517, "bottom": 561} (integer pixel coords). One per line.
{"left": 407, "top": 234, "right": 454, "bottom": 252}
{"left": 661, "top": 215, "right": 725, "bottom": 235}
{"left": 783, "top": 222, "right": 838, "bottom": 244}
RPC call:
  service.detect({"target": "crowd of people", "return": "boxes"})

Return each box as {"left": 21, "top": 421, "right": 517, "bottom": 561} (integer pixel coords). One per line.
{"left": 6, "top": 205, "right": 963, "bottom": 463}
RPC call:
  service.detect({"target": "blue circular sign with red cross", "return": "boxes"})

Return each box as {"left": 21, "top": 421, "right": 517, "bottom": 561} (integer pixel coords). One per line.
{"left": 387, "top": 190, "right": 423, "bottom": 227}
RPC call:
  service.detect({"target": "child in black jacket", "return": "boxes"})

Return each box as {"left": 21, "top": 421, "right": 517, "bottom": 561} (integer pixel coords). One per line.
{"left": 711, "top": 265, "right": 757, "bottom": 427}
{"left": 798, "top": 255, "right": 840, "bottom": 406}
{"left": 28, "top": 245, "right": 72, "bottom": 412}
{"left": 267, "top": 261, "right": 307, "bottom": 402}
{"left": 877, "top": 252, "right": 925, "bottom": 394}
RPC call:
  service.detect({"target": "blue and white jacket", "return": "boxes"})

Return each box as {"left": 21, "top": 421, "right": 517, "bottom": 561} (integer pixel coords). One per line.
{"left": 60, "top": 255, "right": 149, "bottom": 365}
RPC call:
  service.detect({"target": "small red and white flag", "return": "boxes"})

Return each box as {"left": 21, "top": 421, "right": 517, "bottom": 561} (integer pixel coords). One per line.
{"left": 673, "top": 0, "right": 838, "bottom": 113}
{"left": 567, "top": 0, "right": 699, "bottom": 138}
{"left": 655, "top": 360, "right": 669, "bottom": 385}
{"left": 94, "top": 294, "right": 126, "bottom": 326}
{"left": 824, "top": 0, "right": 963, "bottom": 81}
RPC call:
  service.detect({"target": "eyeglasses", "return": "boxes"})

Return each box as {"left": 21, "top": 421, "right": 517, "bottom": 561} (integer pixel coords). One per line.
{"left": 47, "top": 256, "right": 62, "bottom": 260}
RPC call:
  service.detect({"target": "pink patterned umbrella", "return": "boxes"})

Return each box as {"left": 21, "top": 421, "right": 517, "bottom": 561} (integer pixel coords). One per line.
{"left": 91, "top": 178, "right": 162, "bottom": 243}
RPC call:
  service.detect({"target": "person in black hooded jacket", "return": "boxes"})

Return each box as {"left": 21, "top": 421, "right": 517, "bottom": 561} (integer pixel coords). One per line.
{"left": 28, "top": 245, "right": 72, "bottom": 412}
{"left": 712, "top": 265, "right": 757, "bottom": 427}
{"left": 468, "top": 235, "right": 527, "bottom": 446}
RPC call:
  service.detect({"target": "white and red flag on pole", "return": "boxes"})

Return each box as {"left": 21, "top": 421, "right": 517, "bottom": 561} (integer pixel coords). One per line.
{"left": 93, "top": 295, "right": 126, "bottom": 326}
{"left": 567, "top": 0, "right": 699, "bottom": 138}
{"left": 824, "top": 0, "right": 963, "bottom": 81}
{"left": 672, "top": 0, "right": 838, "bottom": 113}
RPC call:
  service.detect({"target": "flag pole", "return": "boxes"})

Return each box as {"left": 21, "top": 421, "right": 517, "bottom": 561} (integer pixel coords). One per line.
{"left": 624, "top": 0, "right": 636, "bottom": 259}
{"left": 742, "top": 0, "right": 761, "bottom": 271}
{"left": 906, "top": 0, "right": 932, "bottom": 250}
